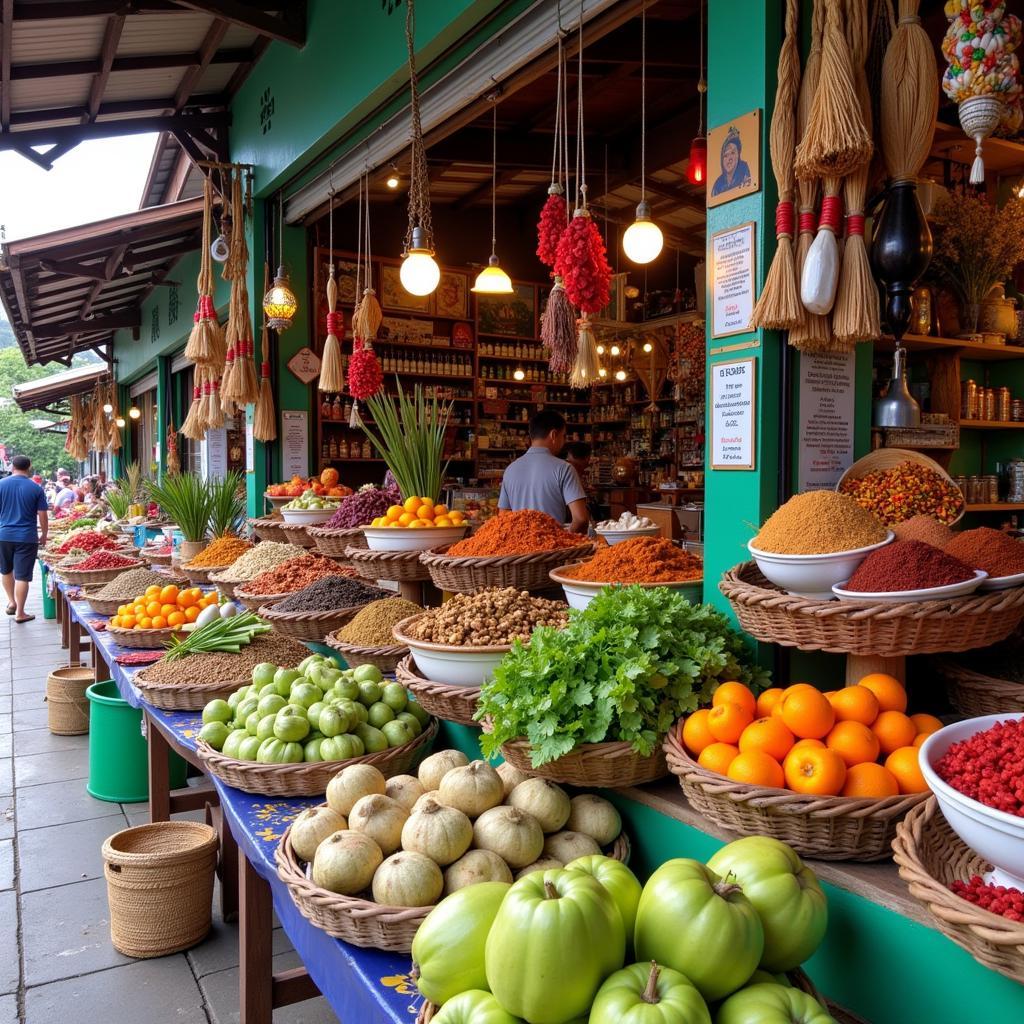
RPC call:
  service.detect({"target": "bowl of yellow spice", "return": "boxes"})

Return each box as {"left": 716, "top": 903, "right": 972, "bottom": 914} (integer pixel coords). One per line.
{"left": 748, "top": 491, "right": 893, "bottom": 600}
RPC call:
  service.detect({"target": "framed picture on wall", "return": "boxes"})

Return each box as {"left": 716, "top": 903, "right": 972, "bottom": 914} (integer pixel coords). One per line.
{"left": 380, "top": 263, "right": 431, "bottom": 313}
{"left": 433, "top": 271, "right": 469, "bottom": 319}
{"left": 476, "top": 283, "right": 536, "bottom": 337}
{"left": 707, "top": 109, "right": 761, "bottom": 209}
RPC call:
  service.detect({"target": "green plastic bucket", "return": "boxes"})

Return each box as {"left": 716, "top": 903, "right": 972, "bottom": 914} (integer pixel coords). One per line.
{"left": 38, "top": 561, "right": 55, "bottom": 620}
{"left": 86, "top": 680, "right": 186, "bottom": 802}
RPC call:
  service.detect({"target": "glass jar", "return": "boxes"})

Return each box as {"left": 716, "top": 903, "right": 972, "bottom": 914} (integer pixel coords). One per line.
{"left": 961, "top": 379, "right": 977, "bottom": 420}
{"left": 983, "top": 387, "right": 996, "bottom": 421}
{"left": 998, "top": 387, "right": 1012, "bottom": 423}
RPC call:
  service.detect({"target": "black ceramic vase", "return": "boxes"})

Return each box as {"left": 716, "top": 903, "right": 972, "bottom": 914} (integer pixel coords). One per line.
{"left": 870, "top": 180, "right": 933, "bottom": 342}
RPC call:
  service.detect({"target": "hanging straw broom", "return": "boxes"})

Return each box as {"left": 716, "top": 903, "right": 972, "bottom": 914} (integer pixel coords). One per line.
{"left": 235, "top": 289, "right": 260, "bottom": 407}
{"left": 751, "top": 0, "right": 802, "bottom": 331}
{"left": 253, "top": 264, "right": 277, "bottom": 442}
{"left": 89, "top": 383, "right": 107, "bottom": 451}
{"left": 180, "top": 383, "right": 204, "bottom": 441}
{"left": 206, "top": 378, "right": 225, "bottom": 430}
{"left": 542, "top": 277, "right": 577, "bottom": 374}
{"left": 185, "top": 178, "right": 223, "bottom": 366}
{"left": 832, "top": 0, "right": 881, "bottom": 348}
{"left": 221, "top": 170, "right": 260, "bottom": 407}
{"left": 319, "top": 266, "right": 345, "bottom": 393}
{"left": 106, "top": 384, "right": 121, "bottom": 453}
{"left": 788, "top": 0, "right": 832, "bottom": 351}
{"left": 349, "top": 173, "right": 383, "bottom": 379}
{"left": 866, "top": 0, "right": 896, "bottom": 187}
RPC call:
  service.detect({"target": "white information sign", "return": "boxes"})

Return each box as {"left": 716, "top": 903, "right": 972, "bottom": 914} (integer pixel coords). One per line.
{"left": 710, "top": 357, "right": 756, "bottom": 470}
{"left": 281, "top": 410, "right": 310, "bottom": 479}
{"left": 201, "top": 427, "right": 228, "bottom": 481}
{"left": 710, "top": 222, "right": 756, "bottom": 338}
{"left": 245, "top": 420, "right": 255, "bottom": 473}
{"left": 798, "top": 350, "right": 856, "bottom": 491}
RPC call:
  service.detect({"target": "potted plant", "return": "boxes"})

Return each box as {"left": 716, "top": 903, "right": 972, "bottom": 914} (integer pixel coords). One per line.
{"left": 208, "top": 470, "right": 246, "bottom": 538}
{"left": 145, "top": 473, "right": 213, "bottom": 562}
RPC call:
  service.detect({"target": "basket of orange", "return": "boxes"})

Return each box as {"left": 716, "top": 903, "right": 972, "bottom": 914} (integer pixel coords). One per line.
{"left": 664, "top": 676, "right": 934, "bottom": 861}
{"left": 107, "top": 584, "right": 218, "bottom": 650}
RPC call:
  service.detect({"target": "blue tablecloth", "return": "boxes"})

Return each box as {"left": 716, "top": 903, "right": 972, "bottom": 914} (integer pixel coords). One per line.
{"left": 57, "top": 580, "right": 421, "bottom": 1022}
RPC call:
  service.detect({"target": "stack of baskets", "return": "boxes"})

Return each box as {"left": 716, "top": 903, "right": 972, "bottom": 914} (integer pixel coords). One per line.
{"left": 248, "top": 517, "right": 289, "bottom": 543}
{"left": 418, "top": 542, "right": 594, "bottom": 594}
{"left": 46, "top": 665, "right": 94, "bottom": 735}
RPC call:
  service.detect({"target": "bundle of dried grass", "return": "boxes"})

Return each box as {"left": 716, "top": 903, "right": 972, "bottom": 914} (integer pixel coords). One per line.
{"left": 89, "top": 383, "right": 107, "bottom": 451}
{"left": 180, "top": 383, "right": 204, "bottom": 441}
{"left": 751, "top": 0, "right": 802, "bottom": 331}
{"left": 253, "top": 265, "right": 277, "bottom": 443}
{"left": 866, "top": 0, "right": 896, "bottom": 185}
{"left": 541, "top": 277, "right": 577, "bottom": 373}
{"left": 319, "top": 267, "right": 345, "bottom": 393}
{"left": 184, "top": 177, "right": 224, "bottom": 367}
{"left": 569, "top": 314, "right": 599, "bottom": 389}
{"left": 205, "top": 378, "right": 224, "bottom": 430}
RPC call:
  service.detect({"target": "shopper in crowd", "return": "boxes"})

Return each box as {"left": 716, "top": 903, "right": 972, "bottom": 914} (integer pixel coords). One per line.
{"left": 564, "top": 441, "right": 602, "bottom": 523}
{"left": 498, "top": 409, "right": 589, "bottom": 533}
{"left": 0, "top": 455, "right": 48, "bottom": 622}
{"left": 52, "top": 476, "right": 76, "bottom": 510}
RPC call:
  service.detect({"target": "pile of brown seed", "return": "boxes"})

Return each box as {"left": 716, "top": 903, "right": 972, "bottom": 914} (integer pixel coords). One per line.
{"left": 138, "top": 633, "right": 310, "bottom": 687}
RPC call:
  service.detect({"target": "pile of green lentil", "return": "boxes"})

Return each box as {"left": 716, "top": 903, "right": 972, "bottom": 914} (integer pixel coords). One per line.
{"left": 139, "top": 633, "right": 309, "bottom": 687}
{"left": 403, "top": 588, "right": 568, "bottom": 646}
{"left": 752, "top": 491, "right": 888, "bottom": 555}
{"left": 334, "top": 597, "right": 422, "bottom": 646}
{"left": 212, "top": 542, "right": 307, "bottom": 583}
{"left": 92, "top": 567, "right": 174, "bottom": 600}
{"left": 273, "top": 575, "right": 381, "bottom": 613}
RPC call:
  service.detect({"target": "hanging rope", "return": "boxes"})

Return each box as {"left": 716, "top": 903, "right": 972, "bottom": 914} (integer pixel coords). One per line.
{"left": 319, "top": 170, "right": 345, "bottom": 394}
{"left": 403, "top": 0, "right": 434, "bottom": 254}
{"left": 537, "top": 16, "right": 567, "bottom": 269}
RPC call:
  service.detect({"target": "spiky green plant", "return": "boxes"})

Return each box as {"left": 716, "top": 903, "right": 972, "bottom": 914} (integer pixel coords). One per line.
{"left": 361, "top": 380, "right": 452, "bottom": 501}
{"left": 122, "top": 461, "right": 143, "bottom": 503}
{"left": 104, "top": 487, "right": 131, "bottom": 521}
{"left": 145, "top": 473, "right": 212, "bottom": 542}
{"left": 208, "top": 470, "right": 246, "bottom": 538}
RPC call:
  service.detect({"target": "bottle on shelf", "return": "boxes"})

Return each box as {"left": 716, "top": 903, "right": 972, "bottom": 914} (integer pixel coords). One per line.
{"left": 320, "top": 395, "right": 331, "bottom": 420}
{"left": 332, "top": 395, "right": 343, "bottom": 421}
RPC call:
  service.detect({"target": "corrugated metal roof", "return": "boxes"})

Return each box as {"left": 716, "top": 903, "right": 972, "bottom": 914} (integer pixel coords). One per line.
{"left": 13, "top": 363, "right": 109, "bottom": 413}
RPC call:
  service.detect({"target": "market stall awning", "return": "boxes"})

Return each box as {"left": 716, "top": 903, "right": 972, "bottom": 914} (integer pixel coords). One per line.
{"left": 0, "top": 196, "right": 204, "bottom": 366}
{"left": 12, "top": 362, "right": 108, "bottom": 414}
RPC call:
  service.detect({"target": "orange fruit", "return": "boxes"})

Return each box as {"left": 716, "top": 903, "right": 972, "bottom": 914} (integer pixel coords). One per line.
{"left": 858, "top": 673, "right": 907, "bottom": 713}
{"left": 120, "top": 615, "right": 136, "bottom": 629}
{"left": 138, "top": 616, "right": 153, "bottom": 630}
{"left": 160, "top": 604, "right": 177, "bottom": 618}
{"left": 146, "top": 601, "right": 162, "bottom": 617}
{"left": 177, "top": 590, "right": 196, "bottom": 609}
{"left": 159, "top": 585, "right": 179, "bottom": 604}
{"left": 167, "top": 611, "right": 186, "bottom": 627}
{"left": 885, "top": 746, "right": 929, "bottom": 794}
{"left": 698, "top": 742, "right": 739, "bottom": 776}
{"left": 783, "top": 746, "right": 847, "bottom": 796}
{"left": 738, "top": 717, "right": 795, "bottom": 762}
{"left": 184, "top": 606, "right": 200, "bottom": 623}
{"left": 727, "top": 750, "right": 785, "bottom": 788}
{"left": 151, "top": 615, "right": 167, "bottom": 630}
{"left": 403, "top": 496, "right": 422, "bottom": 513}
{"left": 417, "top": 504, "right": 436, "bottom": 520}
{"left": 871, "top": 710, "right": 917, "bottom": 756}
{"left": 791, "top": 738, "right": 825, "bottom": 752}
{"left": 825, "top": 720, "right": 881, "bottom": 768}
{"left": 910, "top": 713, "right": 944, "bottom": 737}
{"left": 780, "top": 684, "right": 835, "bottom": 739}
{"left": 755, "top": 687, "right": 785, "bottom": 718}
{"left": 133, "top": 604, "right": 146, "bottom": 617}
{"left": 912, "top": 733, "right": 928, "bottom": 748}
{"left": 434, "top": 517, "right": 453, "bottom": 527}
{"left": 707, "top": 702, "right": 754, "bottom": 744}
{"left": 713, "top": 681, "right": 757, "bottom": 718}
{"left": 398, "top": 512, "right": 416, "bottom": 527}
{"left": 841, "top": 762, "right": 900, "bottom": 798}
{"left": 681, "top": 709, "right": 716, "bottom": 756}
{"left": 110, "top": 616, "right": 122, "bottom": 629}
{"left": 145, "top": 585, "right": 161, "bottom": 598}
{"left": 828, "top": 686, "right": 880, "bottom": 726}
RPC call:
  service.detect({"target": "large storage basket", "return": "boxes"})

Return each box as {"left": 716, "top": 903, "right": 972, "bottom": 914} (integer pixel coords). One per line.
{"left": 46, "top": 665, "right": 93, "bottom": 735}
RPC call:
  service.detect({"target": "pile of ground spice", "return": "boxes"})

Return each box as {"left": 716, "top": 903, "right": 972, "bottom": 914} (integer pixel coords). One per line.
{"left": 753, "top": 491, "right": 888, "bottom": 555}
{"left": 244, "top": 552, "right": 350, "bottom": 595}
{"left": 560, "top": 536, "right": 703, "bottom": 584}
{"left": 892, "top": 514, "right": 955, "bottom": 549}
{"left": 65, "top": 551, "right": 141, "bottom": 571}
{"left": 845, "top": 540, "right": 975, "bottom": 593}
{"left": 334, "top": 597, "right": 423, "bottom": 646}
{"left": 945, "top": 527, "right": 1024, "bottom": 579}
{"left": 184, "top": 535, "right": 253, "bottom": 568}
{"left": 139, "top": 633, "right": 309, "bottom": 686}
{"left": 213, "top": 542, "right": 307, "bottom": 582}
{"left": 447, "top": 510, "right": 581, "bottom": 556}
{"left": 839, "top": 461, "right": 963, "bottom": 525}
{"left": 52, "top": 532, "right": 120, "bottom": 555}
{"left": 93, "top": 567, "right": 173, "bottom": 600}
{"left": 273, "top": 575, "right": 381, "bottom": 613}
{"left": 404, "top": 588, "right": 567, "bottom": 646}
{"left": 323, "top": 486, "right": 401, "bottom": 529}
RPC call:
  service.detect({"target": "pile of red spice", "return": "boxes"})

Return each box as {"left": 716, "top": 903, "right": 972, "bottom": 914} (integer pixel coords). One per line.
{"left": 935, "top": 718, "right": 1024, "bottom": 817}
{"left": 245, "top": 552, "right": 351, "bottom": 595}
{"left": 949, "top": 875, "right": 1024, "bottom": 922}
{"left": 67, "top": 551, "right": 142, "bottom": 571}
{"left": 447, "top": 510, "right": 582, "bottom": 557}
{"left": 560, "top": 536, "right": 702, "bottom": 584}
{"left": 845, "top": 540, "right": 974, "bottom": 593}
{"left": 52, "top": 532, "right": 120, "bottom": 555}
{"left": 945, "top": 527, "right": 1024, "bottom": 579}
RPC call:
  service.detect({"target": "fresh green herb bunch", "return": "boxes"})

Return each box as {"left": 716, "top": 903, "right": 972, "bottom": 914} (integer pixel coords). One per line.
{"left": 145, "top": 472, "right": 212, "bottom": 542}
{"left": 478, "top": 586, "right": 768, "bottom": 767}
{"left": 208, "top": 470, "right": 246, "bottom": 538}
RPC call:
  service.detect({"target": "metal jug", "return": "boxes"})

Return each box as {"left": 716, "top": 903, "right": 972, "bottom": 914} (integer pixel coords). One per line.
{"left": 874, "top": 345, "right": 921, "bottom": 427}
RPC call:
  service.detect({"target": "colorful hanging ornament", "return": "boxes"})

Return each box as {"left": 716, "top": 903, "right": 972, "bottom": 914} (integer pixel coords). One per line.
{"left": 346, "top": 170, "right": 383, "bottom": 411}
{"left": 557, "top": 207, "right": 612, "bottom": 315}
{"left": 537, "top": 24, "right": 569, "bottom": 270}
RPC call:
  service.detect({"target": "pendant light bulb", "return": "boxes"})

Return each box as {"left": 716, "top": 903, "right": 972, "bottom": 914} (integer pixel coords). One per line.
{"left": 115, "top": 416, "right": 126, "bottom": 428}
{"left": 596, "top": 344, "right": 606, "bottom": 356}
{"left": 610, "top": 345, "right": 621, "bottom": 357}
{"left": 598, "top": 367, "right": 608, "bottom": 379}
{"left": 102, "top": 402, "right": 113, "bottom": 414}
{"left": 643, "top": 342, "right": 653, "bottom": 353}
{"left": 400, "top": 227, "right": 440, "bottom": 296}
{"left": 472, "top": 255, "right": 513, "bottom": 294}
{"left": 386, "top": 165, "right": 400, "bottom": 189}
{"left": 128, "top": 406, "right": 141, "bottom": 420}
{"left": 687, "top": 136, "right": 708, "bottom": 185}
{"left": 615, "top": 369, "right": 627, "bottom": 381}
{"left": 623, "top": 201, "right": 663, "bottom": 264}
{"left": 513, "top": 366, "right": 526, "bottom": 381}
{"left": 472, "top": 97, "right": 513, "bottom": 296}
{"left": 263, "top": 264, "right": 298, "bottom": 330}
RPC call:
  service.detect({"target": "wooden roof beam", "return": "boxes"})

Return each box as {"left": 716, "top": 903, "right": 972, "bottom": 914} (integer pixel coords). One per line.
{"left": 38, "top": 258, "right": 112, "bottom": 282}
{"left": 85, "top": 13, "right": 125, "bottom": 122}
{"left": 12, "top": 2, "right": 176, "bottom": 17}
{"left": 11, "top": 48, "right": 254, "bottom": 80}
{"left": 174, "top": 19, "right": 229, "bottom": 110}
{"left": 172, "top": 0, "right": 305, "bottom": 48}
{"left": 9, "top": 93, "right": 225, "bottom": 126}
{"left": 31, "top": 310, "right": 140, "bottom": 340}
{"left": 80, "top": 244, "right": 127, "bottom": 319}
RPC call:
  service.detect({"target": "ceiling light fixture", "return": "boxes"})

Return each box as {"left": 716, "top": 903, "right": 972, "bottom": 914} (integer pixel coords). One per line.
{"left": 615, "top": 369, "right": 627, "bottom": 381}
{"left": 386, "top": 165, "right": 400, "bottom": 189}
{"left": 513, "top": 366, "right": 526, "bottom": 381}
{"left": 643, "top": 342, "right": 653, "bottom": 353}
{"left": 610, "top": 344, "right": 621, "bottom": 357}
{"left": 598, "top": 367, "right": 608, "bottom": 378}
{"left": 687, "top": 1, "right": 708, "bottom": 186}
{"left": 400, "top": 0, "right": 440, "bottom": 296}
{"left": 128, "top": 406, "right": 141, "bottom": 420}
{"left": 623, "top": 6, "right": 663, "bottom": 265}
{"left": 473, "top": 97, "right": 514, "bottom": 295}
{"left": 262, "top": 195, "right": 298, "bottom": 330}
{"left": 115, "top": 416, "right": 126, "bottom": 428}
{"left": 102, "top": 401, "right": 113, "bottom": 414}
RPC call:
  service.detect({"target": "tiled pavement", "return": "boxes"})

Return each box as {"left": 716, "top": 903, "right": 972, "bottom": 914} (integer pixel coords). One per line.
{"left": 1, "top": 590, "right": 340, "bottom": 1023}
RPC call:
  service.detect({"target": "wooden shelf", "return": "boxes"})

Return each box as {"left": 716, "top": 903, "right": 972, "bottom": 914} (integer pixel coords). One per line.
{"left": 958, "top": 420, "right": 1024, "bottom": 429}
{"left": 966, "top": 502, "right": 1024, "bottom": 512}
{"left": 877, "top": 334, "right": 1024, "bottom": 361}
{"left": 478, "top": 353, "right": 549, "bottom": 364}
{"left": 375, "top": 341, "right": 459, "bottom": 352}
{"left": 932, "top": 120, "right": 1024, "bottom": 176}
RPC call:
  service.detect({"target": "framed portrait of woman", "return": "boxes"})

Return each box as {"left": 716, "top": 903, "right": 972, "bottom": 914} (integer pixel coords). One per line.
{"left": 707, "top": 110, "right": 761, "bottom": 209}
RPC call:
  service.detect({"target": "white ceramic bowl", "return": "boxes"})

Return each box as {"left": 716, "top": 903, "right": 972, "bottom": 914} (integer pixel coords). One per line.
{"left": 392, "top": 614, "right": 510, "bottom": 687}
{"left": 549, "top": 565, "right": 703, "bottom": 611}
{"left": 979, "top": 569, "right": 1024, "bottom": 592}
{"left": 920, "top": 713, "right": 1024, "bottom": 888}
{"left": 279, "top": 506, "right": 340, "bottom": 526}
{"left": 361, "top": 524, "right": 469, "bottom": 552}
{"left": 747, "top": 532, "right": 895, "bottom": 601}
{"left": 594, "top": 525, "right": 662, "bottom": 546}
{"left": 832, "top": 570, "right": 987, "bottom": 603}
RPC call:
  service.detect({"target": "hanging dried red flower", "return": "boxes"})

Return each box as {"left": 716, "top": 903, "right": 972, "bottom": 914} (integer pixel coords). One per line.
{"left": 556, "top": 211, "right": 612, "bottom": 315}
{"left": 347, "top": 339, "right": 383, "bottom": 400}
{"left": 536, "top": 191, "right": 567, "bottom": 270}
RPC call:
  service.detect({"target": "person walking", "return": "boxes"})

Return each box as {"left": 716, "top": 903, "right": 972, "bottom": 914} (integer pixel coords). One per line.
{"left": 0, "top": 455, "right": 48, "bottom": 622}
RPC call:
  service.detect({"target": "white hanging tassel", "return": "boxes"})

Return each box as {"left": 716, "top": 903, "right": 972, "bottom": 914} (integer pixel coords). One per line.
{"left": 349, "top": 399, "right": 362, "bottom": 429}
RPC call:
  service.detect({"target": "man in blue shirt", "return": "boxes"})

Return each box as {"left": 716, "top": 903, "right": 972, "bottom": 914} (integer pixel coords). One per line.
{"left": 0, "top": 455, "right": 48, "bottom": 622}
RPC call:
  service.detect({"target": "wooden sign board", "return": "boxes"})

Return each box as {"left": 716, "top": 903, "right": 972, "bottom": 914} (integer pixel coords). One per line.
{"left": 287, "top": 346, "right": 322, "bottom": 385}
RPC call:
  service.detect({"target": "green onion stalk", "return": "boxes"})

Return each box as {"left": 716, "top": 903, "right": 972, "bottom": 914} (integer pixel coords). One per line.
{"left": 163, "top": 610, "right": 270, "bottom": 661}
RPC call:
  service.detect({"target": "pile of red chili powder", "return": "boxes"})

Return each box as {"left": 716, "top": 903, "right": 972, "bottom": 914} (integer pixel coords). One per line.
{"left": 945, "top": 527, "right": 1024, "bottom": 580}
{"left": 935, "top": 717, "right": 1024, "bottom": 817}
{"left": 845, "top": 539, "right": 975, "bottom": 593}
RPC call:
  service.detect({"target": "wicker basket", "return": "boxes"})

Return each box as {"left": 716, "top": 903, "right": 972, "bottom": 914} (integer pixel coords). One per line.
{"left": 893, "top": 797, "right": 1024, "bottom": 983}
{"left": 103, "top": 821, "right": 219, "bottom": 958}
{"left": 396, "top": 654, "right": 480, "bottom": 727}
{"left": 419, "top": 542, "right": 594, "bottom": 594}
{"left": 278, "top": 521, "right": 317, "bottom": 549}
{"left": 249, "top": 517, "right": 290, "bottom": 543}
{"left": 665, "top": 731, "right": 927, "bottom": 861}
{"left": 46, "top": 665, "right": 93, "bottom": 735}
{"left": 133, "top": 673, "right": 242, "bottom": 711}
{"left": 308, "top": 526, "right": 368, "bottom": 559}
{"left": 196, "top": 718, "right": 438, "bottom": 796}
{"left": 930, "top": 655, "right": 1024, "bottom": 716}
{"left": 208, "top": 572, "right": 239, "bottom": 600}
{"left": 838, "top": 448, "right": 964, "bottom": 525}
{"left": 56, "top": 562, "right": 143, "bottom": 586}
{"left": 257, "top": 603, "right": 364, "bottom": 642}
{"left": 232, "top": 586, "right": 292, "bottom": 612}
{"left": 719, "top": 561, "right": 1024, "bottom": 657}
{"left": 346, "top": 546, "right": 431, "bottom": 583}
{"left": 326, "top": 634, "right": 409, "bottom": 674}
{"left": 180, "top": 564, "right": 230, "bottom": 585}
{"left": 80, "top": 587, "right": 125, "bottom": 617}
{"left": 105, "top": 624, "right": 180, "bottom": 650}
{"left": 141, "top": 549, "right": 173, "bottom": 567}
